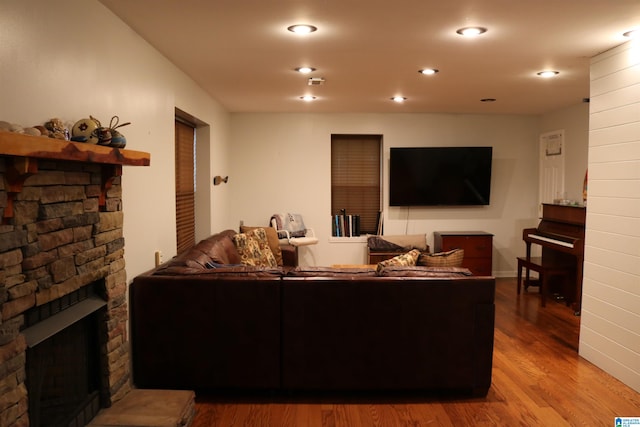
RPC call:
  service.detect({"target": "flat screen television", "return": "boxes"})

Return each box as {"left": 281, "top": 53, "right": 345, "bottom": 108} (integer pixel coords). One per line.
{"left": 389, "top": 146, "right": 493, "bottom": 206}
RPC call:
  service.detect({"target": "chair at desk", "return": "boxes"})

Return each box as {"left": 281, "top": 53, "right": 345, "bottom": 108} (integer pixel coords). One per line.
{"left": 516, "top": 256, "right": 572, "bottom": 307}
{"left": 270, "top": 213, "right": 318, "bottom": 247}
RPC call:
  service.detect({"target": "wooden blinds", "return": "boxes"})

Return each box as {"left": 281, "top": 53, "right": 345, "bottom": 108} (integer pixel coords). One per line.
{"left": 175, "top": 120, "right": 196, "bottom": 254}
{"left": 331, "top": 135, "right": 381, "bottom": 234}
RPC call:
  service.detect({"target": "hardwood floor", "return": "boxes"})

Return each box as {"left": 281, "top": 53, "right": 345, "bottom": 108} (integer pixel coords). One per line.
{"left": 191, "top": 278, "right": 640, "bottom": 426}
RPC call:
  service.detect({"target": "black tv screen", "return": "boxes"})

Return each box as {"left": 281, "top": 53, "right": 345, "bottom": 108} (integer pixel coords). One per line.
{"left": 389, "top": 147, "right": 493, "bottom": 206}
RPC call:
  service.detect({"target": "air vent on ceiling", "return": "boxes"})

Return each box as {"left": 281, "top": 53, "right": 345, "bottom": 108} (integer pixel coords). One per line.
{"left": 308, "top": 77, "right": 325, "bottom": 86}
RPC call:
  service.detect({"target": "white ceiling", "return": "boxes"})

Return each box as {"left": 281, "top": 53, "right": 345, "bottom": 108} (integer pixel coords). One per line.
{"left": 99, "top": 0, "right": 640, "bottom": 115}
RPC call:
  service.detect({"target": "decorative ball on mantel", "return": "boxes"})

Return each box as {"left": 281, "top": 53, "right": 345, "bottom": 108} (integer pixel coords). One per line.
{"left": 71, "top": 116, "right": 101, "bottom": 144}
{"left": 0, "top": 121, "right": 12, "bottom": 132}
{"left": 0, "top": 120, "right": 50, "bottom": 137}
{"left": 34, "top": 125, "right": 50, "bottom": 137}
{"left": 23, "top": 127, "right": 41, "bottom": 136}
{"left": 106, "top": 115, "right": 130, "bottom": 148}
{"left": 96, "top": 126, "right": 112, "bottom": 146}
{"left": 9, "top": 123, "right": 24, "bottom": 133}
{"left": 110, "top": 129, "right": 127, "bottom": 148}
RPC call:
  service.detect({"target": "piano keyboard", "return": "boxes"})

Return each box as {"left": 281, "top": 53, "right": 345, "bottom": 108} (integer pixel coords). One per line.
{"left": 527, "top": 233, "right": 574, "bottom": 249}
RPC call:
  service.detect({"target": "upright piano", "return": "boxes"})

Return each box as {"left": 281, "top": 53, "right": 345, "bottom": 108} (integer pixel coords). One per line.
{"left": 522, "top": 203, "right": 586, "bottom": 314}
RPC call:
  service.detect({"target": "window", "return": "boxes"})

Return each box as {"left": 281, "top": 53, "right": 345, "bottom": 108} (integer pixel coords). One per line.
{"left": 175, "top": 119, "right": 196, "bottom": 254}
{"left": 331, "top": 134, "right": 382, "bottom": 235}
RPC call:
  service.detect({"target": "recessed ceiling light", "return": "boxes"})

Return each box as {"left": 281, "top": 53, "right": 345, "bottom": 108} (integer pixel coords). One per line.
{"left": 419, "top": 68, "right": 439, "bottom": 75}
{"left": 391, "top": 96, "right": 407, "bottom": 103}
{"left": 287, "top": 24, "right": 317, "bottom": 34}
{"left": 456, "top": 27, "right": 487, "bottom": 37}
{"left": 300, "top": 95, "right": 317, "bottom": 101}
{"left": 295, "top": 67, "right": 316, "bottom": 74}
{"left": 623, "top": 29, "right": 639, "bottom": 39}
{"left": 480, "top": 98, "right": 496, "bottom": 102}
{"left": 537, "top": 70, "right": 559, "bottom": 78}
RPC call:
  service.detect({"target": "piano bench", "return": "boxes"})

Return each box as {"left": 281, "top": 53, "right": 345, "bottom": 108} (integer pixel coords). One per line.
{"left": 516, "top": 256, "right": 572, "bottom": 307}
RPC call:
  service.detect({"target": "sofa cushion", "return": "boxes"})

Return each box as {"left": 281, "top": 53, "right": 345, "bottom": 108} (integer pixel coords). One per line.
{"left": 232, "top": 228, "right": 278, "bottom": 267}
{"left": 152, "top": 264, "right": 282, "bottom": 276}
{"left": 376, "top": 249, "right": 420, "bottom": 272}
{"left": 240, "top": 225, "right": 283, "bottom": 266}
{"left": 197, "top": 265, "right": 282, "bottom": 275}
{"left": 377, "top": 266, "right": 472, "bottom": 277}
{"left": 287, "top": 266, "right": 376, "bottom": 277}
{"left": 152, "top": 265, "right": 207, "bottom": 275}
{"left": 418, "top": 249, "right": 464, "bottom": 267}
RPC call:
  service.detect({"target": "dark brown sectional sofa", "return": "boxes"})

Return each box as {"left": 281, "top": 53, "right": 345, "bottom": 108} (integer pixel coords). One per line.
{"left": 130, "top": 229, "right": 496, "bottom": 397}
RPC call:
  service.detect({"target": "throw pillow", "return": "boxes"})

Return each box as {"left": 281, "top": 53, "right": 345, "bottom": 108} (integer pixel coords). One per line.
{"left": 418, "top": 249, "right": 464, "bottom": 267}
{"left": 240, "top": 225, "right": 283, "bottom": 266}
{"left": 376, "top": 249, "right": 420, "bottom": 273}
{"left": 232, "top": 228, "right": 278, "bottom": 267}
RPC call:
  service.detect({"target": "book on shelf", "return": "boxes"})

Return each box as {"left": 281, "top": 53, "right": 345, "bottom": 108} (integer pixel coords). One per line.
{"left": 331, "top": 213, "right": 360, "bottom": 237}
{"left": 375, "top": 211, "right": 383, "bottom": 235}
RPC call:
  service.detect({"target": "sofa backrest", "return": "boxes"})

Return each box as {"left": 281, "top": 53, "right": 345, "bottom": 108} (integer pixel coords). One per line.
{"left": 150, "top": 229, "right": 241, "bottom": 274}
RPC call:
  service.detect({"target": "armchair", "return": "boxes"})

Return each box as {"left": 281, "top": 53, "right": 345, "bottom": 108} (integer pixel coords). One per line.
{"left": 270, "top": 213, "right": 319, "bottom": 247}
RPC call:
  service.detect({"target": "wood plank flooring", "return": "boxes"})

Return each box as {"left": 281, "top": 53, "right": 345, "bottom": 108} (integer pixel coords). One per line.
{"left": 191, "top": 278, "right": 640, "bottom": 426}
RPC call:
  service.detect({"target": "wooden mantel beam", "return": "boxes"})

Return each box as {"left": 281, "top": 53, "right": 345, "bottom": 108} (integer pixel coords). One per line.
{"left": 0, "top": 132, "right": 150, "bottom": 166}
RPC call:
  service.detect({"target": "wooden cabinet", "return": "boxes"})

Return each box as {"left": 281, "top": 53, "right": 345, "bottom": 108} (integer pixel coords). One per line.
{"left": 434, "top": 231, "right": 493, "bottom": 276}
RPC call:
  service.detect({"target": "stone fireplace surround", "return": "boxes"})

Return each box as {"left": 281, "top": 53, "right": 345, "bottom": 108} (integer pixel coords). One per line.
{"left": 0, "top": 133, "right": 150, "bottom": 427}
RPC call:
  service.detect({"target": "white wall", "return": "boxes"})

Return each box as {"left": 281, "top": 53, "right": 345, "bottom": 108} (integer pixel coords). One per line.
{"left": 579, "top": 40, "right": 640, "bottom": 393}
{"left": 229, "top": 113, "right": 541, "bottom": 275}
{"left": 0, "top": 0, "right": 231, "bottom": 279}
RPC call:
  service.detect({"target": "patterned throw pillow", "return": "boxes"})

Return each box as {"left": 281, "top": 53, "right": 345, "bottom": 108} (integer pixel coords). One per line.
{"left": 418, "top": 249, "right": 464, "bottom": 267}
{"left": 232, "top": 228, "right": 278, "bottom": 267}
{"left": 376, "top": 249, "right": 421, "bottom": 273}
{"left": 240, "top": 225, "right": 283, "bottom": 266}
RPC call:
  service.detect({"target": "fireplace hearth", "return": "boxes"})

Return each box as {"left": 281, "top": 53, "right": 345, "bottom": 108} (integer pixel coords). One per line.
{"left": 0, "top": 134, "right": 150, "bottom": 427}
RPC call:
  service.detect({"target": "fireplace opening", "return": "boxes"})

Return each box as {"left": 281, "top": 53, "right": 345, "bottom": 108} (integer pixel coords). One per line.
{"left": 22, "top": 281, "right": 108, "bottom": 427}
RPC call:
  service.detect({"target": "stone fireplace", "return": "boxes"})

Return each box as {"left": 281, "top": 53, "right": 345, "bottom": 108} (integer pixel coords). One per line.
{"left": 0, "top": 133, "right": 149, "bottom": 427}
